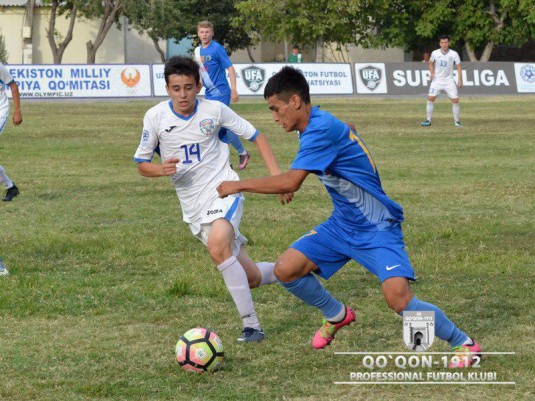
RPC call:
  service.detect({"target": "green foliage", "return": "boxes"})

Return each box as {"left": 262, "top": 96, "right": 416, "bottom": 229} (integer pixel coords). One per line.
{"left": 1, "top": 97, "right": 534, "bottom": 399}
{"left": 0, "top": 33, "right": 7, "bottom": 63}
{"left": 235, "top": 0, "right": 361, "bottom": 48}
{"left": 128, "top": 0, "right": 253, "bottom": 55}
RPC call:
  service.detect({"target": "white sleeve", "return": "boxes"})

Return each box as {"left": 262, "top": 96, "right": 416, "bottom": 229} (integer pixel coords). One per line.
{"left": 429, "top": 51, "right": 436, "bottom": 62}
{"left": 0, "top": 64, "right": 14, "bottom": 85}
{"left": 219, "top": 103, "right": 258, "bottom": 141}
{"left": 454, "top": 51, "right": 461, "bottom": 65}
{"left": 133, "top": 112, "right": 159, "bottom": 162}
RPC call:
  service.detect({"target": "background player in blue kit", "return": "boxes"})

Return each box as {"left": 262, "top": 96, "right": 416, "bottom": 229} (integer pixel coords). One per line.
{"left": 217, "top": 66, "right": 481, "bottom": 367}
{"left": 194, "top": 21, "right": 250, "bottom": 170}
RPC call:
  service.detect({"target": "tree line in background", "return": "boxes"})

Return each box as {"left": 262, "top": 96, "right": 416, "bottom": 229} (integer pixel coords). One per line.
{"left": 39, "top": 0, "right": 535, "bottom": 64}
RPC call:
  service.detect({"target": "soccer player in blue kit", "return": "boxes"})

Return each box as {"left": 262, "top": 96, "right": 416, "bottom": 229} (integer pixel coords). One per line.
{"left": 217, "top": 67, "right": 482, "bottom": 367}
{"left": 194, "top": 21, "right": 250, "bottom": 170}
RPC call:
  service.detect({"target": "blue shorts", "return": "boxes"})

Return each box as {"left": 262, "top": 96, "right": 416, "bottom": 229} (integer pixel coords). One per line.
{"left": 290, "top": 218, "right": 416, "bottom": 282}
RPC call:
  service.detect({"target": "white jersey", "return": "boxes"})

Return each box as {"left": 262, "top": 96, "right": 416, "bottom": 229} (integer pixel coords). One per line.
{"left": 134, "top": 98, "right": 257, "bottom": 223}
{"left": 430, "top": 49, "right": 461, "bottom": 82}
{"left": 0, "top": 63, "right": 15, "bottom": 117}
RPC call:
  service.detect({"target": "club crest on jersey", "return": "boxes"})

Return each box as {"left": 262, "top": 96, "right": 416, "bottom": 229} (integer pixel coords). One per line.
{"left": 199, "top": 119, "right": 216, "bottom": 136}
{"left": 242, "top": 66, "right": 265, "bottom": 93}
{"left": 359, "top": 65, "right": 382, "bottom": 90}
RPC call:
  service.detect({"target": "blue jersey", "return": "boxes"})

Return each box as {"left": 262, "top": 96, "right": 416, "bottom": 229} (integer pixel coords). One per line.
{"left": 195, "top": 41, "right": 232, "bottom": 100}
{"left": 291, "top": 106, "right": 404, "bottom": 230}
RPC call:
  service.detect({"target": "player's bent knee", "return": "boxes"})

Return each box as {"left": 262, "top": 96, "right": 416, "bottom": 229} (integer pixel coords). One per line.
{"left": 427, "top": 96, "right": 436, "bottom": 102}
{"left": 273, "top": 262, "right": 292, "bottom": 283}
{"left": 385, "top": 296, "right": 410, "bottom": 314}
{"left": 451, "top": 98, "right": 459, "bottom": 103}
{"left": 207, "top": 243, "right": 233, "bottom": 265}
{"left": 382, "top": 277, "right": 413, "bottom": 313}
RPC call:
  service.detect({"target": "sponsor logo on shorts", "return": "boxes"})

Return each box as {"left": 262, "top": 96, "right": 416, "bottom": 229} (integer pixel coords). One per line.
{"left": 386, "top": 264, "right": 400, "bottom": 271}
{"left": 207, "top": 209, "right": 223, "bottom": 215}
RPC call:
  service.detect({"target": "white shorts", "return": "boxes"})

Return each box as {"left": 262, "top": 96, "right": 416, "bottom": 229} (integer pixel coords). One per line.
{"left": 428, "top": 80, "right": 459, "bottom": 99}
{"left": 0, "top": 115, "right": 8, "bottom": 135}
{"left": 188, "top": 195, "right": 248, "bottom": 256}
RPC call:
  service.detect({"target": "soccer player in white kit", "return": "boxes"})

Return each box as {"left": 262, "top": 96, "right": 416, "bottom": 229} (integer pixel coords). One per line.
{"left": 133, "top": 56, "right": 291, "bottom": 342}
{"left": 0, "top": 62, "right": 22, "bottom": 202}
{"left": 421, "top": 35, "right": 463, "bottom": 128}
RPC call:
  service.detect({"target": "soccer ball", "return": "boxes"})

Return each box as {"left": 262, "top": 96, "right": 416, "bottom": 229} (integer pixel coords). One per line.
{"left": 175, "top": 327, "right": 224, "bottom": 373}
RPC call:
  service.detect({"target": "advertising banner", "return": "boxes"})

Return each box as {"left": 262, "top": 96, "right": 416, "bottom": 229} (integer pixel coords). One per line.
{"left": 355, "top": 62, "right": 517, "bottom": 95}
{"left": 153, "top": 63, "right": 354, "bottom": 96}
{"left": 6, "top": 64, "right": 152, "bottom": 98}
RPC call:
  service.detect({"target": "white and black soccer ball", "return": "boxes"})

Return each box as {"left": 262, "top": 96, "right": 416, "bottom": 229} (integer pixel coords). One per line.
{"left": 175, "top": 327, "right": 224, "bottom": 373}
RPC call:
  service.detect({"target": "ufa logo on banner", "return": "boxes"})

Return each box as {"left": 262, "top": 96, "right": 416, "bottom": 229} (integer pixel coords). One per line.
{"left": 360, "top": 66, "right": 382, "bottom": 90}
{"left": 403, "top": 311, "right": 435, "bottom": 351}
{"left": 242, "top": 66, "right": 265, "bottom": 93}
{"left": 355, "top": 63, "right": 387, "bottom": 94}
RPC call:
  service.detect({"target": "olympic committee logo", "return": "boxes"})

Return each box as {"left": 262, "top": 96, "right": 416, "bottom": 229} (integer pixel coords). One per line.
{"left": 241, "top": 66, "right": 265, "bottom": 93}
{"left": 121, "top": 67, "right": 141, "bottom": 88}
{"left": 199, "top": 119, "right": 216, "bottom": 136}
{"left": 403, "top": 311, "right": 435, "bottom": 351}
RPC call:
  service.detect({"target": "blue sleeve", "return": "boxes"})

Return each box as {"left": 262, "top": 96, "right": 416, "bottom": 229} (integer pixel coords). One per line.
{"left": 290, "top": 130, "right": 336, "bottom": 175}
{"left": 217, "top": 44, "right": 233, "bottom": 70}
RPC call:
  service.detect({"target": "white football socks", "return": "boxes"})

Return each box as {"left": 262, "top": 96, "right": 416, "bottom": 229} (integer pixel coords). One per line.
{"left": 217, "top": 256, "right": 261, "bottom": 330}
{"left": 426, "top": 101, "right": 434, "bottom": 121}
{"left": 257, "top": 262, "right": 277, "bottom": 286}
{"left": 0, "top": 165, "right": 13, "bottom": 188}
{"left": 452, "top": 103, "right": 460, "bottom": 122}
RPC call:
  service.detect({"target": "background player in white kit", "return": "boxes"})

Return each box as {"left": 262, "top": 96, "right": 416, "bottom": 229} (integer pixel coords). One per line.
{"left": 133, "top": 56, "right": 291, "bottom": 342}
{"left": 421, "top": 35, "right": 463, "bottom": 128}
{"left": 0, "top": 62, "right": 22, "bottom": 202}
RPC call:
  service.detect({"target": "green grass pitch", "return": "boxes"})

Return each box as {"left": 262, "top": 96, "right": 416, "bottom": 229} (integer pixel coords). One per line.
{"left": 1, "top": 96, "right": 534, "bottom": 400}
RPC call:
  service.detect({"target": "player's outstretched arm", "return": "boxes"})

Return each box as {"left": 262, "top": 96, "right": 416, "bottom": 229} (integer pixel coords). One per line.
{"left": 217, "top": 169, "right": 308, "bottom": 198}
{"left": 456, "top": 64, "right": 463, "bottom": 88}
{"left": 251, "top": 132, "right": 295, "bottom": 204}
{"left": 137, "top": 158, "right": 180, "bottom": 178}
{"left": 9, "top": 82, "right": 22, "bottom": 126}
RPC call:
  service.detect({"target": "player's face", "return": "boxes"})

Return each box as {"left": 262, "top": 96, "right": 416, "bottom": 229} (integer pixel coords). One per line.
{"left": 440, "top": 39, "right": 450, "bottom": 52}
{"left": 267, "top": 94, "right": 301, "bottom": 132}
{"left": 166, "top": 74, "right": 201, "bottom": 116}
{"left": 198, "top": 27, "right": 214, "bottom": 46}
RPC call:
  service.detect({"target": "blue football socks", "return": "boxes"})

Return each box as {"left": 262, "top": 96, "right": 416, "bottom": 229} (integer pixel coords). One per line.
{"left": 226, "top": 131, "right": 246, "bottom": 154}
{"left": 403, "top": 297, "right": 468, "bottom": 347}
{"left": 280, "top": 273, "right": 344, "bottom": 320}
